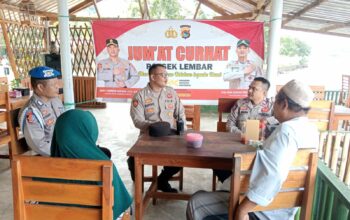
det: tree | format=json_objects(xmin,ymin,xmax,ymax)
[
  {"xmin": 280, "ymin": 37, "xmax": 311, "ymax": 65},
  {"xmin": 129, "ymin": 0, "xmax": 183, "ymax": 19}
]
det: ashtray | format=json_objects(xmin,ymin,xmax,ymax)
[{"xmin": 186, "ymin": 133, "xmax": 203, "ymax": 148}]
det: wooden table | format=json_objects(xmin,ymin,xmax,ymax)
[
  {"xmin": 127, "ymin": 131, "xmax": 255, "ymax": 220},
  {"xmin": 332, "ymin": 105, "xmax": 350, "ymax": 130}
]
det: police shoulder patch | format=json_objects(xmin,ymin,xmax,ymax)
[
  {"xmin": 133, "ymin": 99, "xmax": 138, "ymax": 107},
  {"xmin": 26, "ymin": 111, "xmax": 34, "ymax": 123}
]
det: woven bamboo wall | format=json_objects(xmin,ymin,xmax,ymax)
[
  {"xmin": 49, "ymin": 22, "xmax": 96, "ymax": 77},
  {"xmin": 0, "ymin": 7, "xmax": 46, "ymax": 79}
]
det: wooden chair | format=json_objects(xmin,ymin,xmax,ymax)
[
  {"xmin": 142, "ymin": 105, "xmax": 201, "ymax": 198},
  {"xmin": 307, "ymin": 100, "xmax": 335, "ymax": 131},
  {"xmin": 229, "ymin": 149, "xmax": 318, "ymax": 220},
  {"xmin": 0, "ymin": 76, "xmax": 9, "ymax": 92},
  {"xmin": 0, "ymin": 92, "xmax": 11, "ymax": 159},
  {"xmin": 11, "ymin": 155, "xmax": 130, "ymax": 220},
  {"xmin": 217, "ymin": 98, "xmax": 239, "ymax": 132},
  {"xmin": 184, "ymin": 105, "xmax": 201, "ymax": 131}
]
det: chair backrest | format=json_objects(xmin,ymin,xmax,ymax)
[
  {"xmin": 307, "ymin": 100, "xmax": 334, "ymax": 131},
  {"xmin": 184, "ymin": 105, "xmax": 201, "ymax": 131},
  {"xmin": 217, "ymin": 98, "xmax": 238, "ymax": 132},
  {"xmin": 0, "ymin": 92, "xmax": 11, "ymax": 151},
  {"xmin": 0, "ymin": 77, "xmax": 8, "ymax": 92},
  {"xmin": 12, "ymin": 155, "xmax": 114, "ymax": 220},
  {"xmin": 276, "ymin": 85, "xmax": 325, "ymax": 101},
  {"xmin": 229, "ymin": 149, "xmax": 318, "ymax": 220}
]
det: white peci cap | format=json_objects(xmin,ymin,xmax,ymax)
[{"xmin": 281, "ymin": 79, "xmax": 314, "ymax": 108}]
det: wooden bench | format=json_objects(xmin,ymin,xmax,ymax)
[
  {"xmin": 228, "ymin": 150, "xmax": 318, "ymax": 220},
  {"xmin": 12, "ymin": 155, "xmax": 129, "ymax": 220}
]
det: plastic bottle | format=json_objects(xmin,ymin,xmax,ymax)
[
  {"xmin": 176, "ymin": 118, "xmax": 184, "ymax": 135},
  {"xmin": 241, "ymin": 121, "xmax": 247, "ymax": 144}
]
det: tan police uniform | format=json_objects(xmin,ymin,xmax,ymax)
[
  {"xmin": 223, "ymin": 60, "xmax": 263, "ymax": 89},
  {"xmin": 130, "ymin": 83, "xmax": 186, "ymax": 134},
  {"xmin": 97, "ymin": 57, "xmax": 139, "ymax": 88},
  {"xmin": 18, "ymin": 94, "xmax": 64, "ymax": 156},
  {"xmin": 226, "ymin": 97, "xmax": 275, "ymax": 136}
]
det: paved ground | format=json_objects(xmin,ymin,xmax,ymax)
[{"xmin": 0, "ymin": 102, "xmax": 219, "ymax": 220}]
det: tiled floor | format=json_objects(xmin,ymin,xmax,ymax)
[{"xmin": 0, "ymin": 103, "xmax": 218, "ymax": 220}]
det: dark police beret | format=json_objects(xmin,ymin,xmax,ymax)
[
  {"xmin": 29, "ymin": 66, "xmax": 61, "ymax": 79},
  {"xmin": 106, "ymin": 38, "xmax": 118, "ymax": 47},
  {"xmin": 237, "ymin": 39, "xmax": 250, "ymax": 47},
  {"xmin": 149, "ymin": 122, "xmax": 171, "ymax": 137}
]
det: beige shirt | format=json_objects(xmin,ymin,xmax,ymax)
[
  {"xmin": 223, "ymin": 60, "xmax": 263, "ymax": 89},
  {"xmin": 226, "ymin": 97, "xmax": 275, "ymax": 136},
  {"xmin": 97, "ymin": 57, "xmax": 139, "ymax": 88},
  {"xmin": 130, "ymin": 84, "xmax": 186, "ymax": 134},
  {"xmin": 18, "ymin": 94, "xmax": 65, "ymax": 156}
]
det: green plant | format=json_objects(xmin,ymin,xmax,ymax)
[{"xmin": 11, "ymin": 78, "xmax": 21, "ymax": 89}]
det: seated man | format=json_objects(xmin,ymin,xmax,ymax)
[
  {"xmin": 187, "ymin": 79, "xmax": 319, "ymax": 220},
  {"xmin": 226, "ymin": 77, "xmax": 275, "ymax": 136},
  {"xmin": 129, "ymin": 63, "xmax": 187, "ymax": 193},
  {"xmin": 214, "ymin": 77, "xmax": 277, "ymax": 183},
  {"xmin": 18, "ymin": 66, "xmax": 64, "ymax": 156}
]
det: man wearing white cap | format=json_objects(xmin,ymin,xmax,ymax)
[{"xmin": 186, "ymin": 79, "xmax": 319, "ymax": 220}]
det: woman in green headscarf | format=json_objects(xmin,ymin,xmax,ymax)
[{"xmin": 51, "ymin": 109, "xmax": 132, "ymax": 219}]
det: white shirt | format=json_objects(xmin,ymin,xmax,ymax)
[{"xmin": 248, "ymin": 116, "xmax": 319, "ymax": 220}]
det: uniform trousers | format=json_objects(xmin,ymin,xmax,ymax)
[{"xmin": 186, "ymin": 191, "xmax": 260, "ymax": 220}]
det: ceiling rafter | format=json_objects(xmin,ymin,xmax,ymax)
[
  {"xmin": 69, "ymin": 0, "xmax": 94, "ymax": 15},
  {"xmin": 282, "ymin": 0, "xmax": 326, "ymax": 26},
  {"xmin": 198, "ymin": 0, "xmax": 231, "ymax": 16},
  {"xmin": 214, "ymin": 12, "xmax": 254, "ymax": 20},
  {"xmin": 319, "ymin": 21, "xmax": 350, "ymax": 32}
]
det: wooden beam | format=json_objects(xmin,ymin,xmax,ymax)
[
  {"xmin": 35, "ymin": 10, "xmax": 57, "ymax": 19},
  {"xmin": 92, "ymin": 0, "xmax": 101, "ymax": 19},
  {"xmin": 214, "ymin": 12, "xmax": 254, "ymax": 20},
  {"xmin": 193, "ymin": 2, "xmax": 201, "ymax": 19},
  {"xmin": 198, "ymin": 0, "xmax": 231, "ymax": 16},
  {"xmin": 283, "ymin": 0, "xmax": 326, "ymax": 26},
  {"xmin": 319, "ymin": 22, "xmax": 350, "ymax": 32},
  {"xmin": 242, "ymin": 0, "xmax": 257, "ymax": 7},
  {"xmin": 69, "ymin": 0, "xmax": 94, "ymax": 15}
]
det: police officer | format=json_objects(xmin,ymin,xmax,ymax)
[
  {"xmin": 223, "ymin": 39, "xmax": 263, "ymax": 89},
  {"xmin": 226, "ymin": 77, "xmax": 276, "ymax": 136},
  {"xmin": 18, "ymin": 66, "xmax": 64, "ymax": 156},
  {"xmin": 97, "ymin": 39, "xmax": 140, "ymax": 88},
  {"xmin": 129, "ymin": 63, "xmax": 186, "ymax": 193},
  {"xmin": 214, "ymin": 77, "xmax": 277, "ymax": 183}
]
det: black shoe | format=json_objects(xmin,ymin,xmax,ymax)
[{"xmin": 157, "ymin": 181, "xmax": 178, "ymax": 193}]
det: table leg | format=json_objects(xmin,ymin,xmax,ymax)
[{"xmin": 135, "ymin": 157, "xmax": 142, "ymax": 220}]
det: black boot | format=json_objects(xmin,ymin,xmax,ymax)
[{"xmin": 157, "ymin": 166, "xmax": 181, "ymax": 193}]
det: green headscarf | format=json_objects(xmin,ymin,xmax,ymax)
[{"xmin": 51, "ymin": 109, "xmax": 132, "ymax": 219}]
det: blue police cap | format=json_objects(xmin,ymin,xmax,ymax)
[
  {"xmin": 29, "ymin": 66, "xmax": 61, "ymax": 79},
  {"xmin": 237, "ymin": 39, "xmax": 250, "ymax": 47}
]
